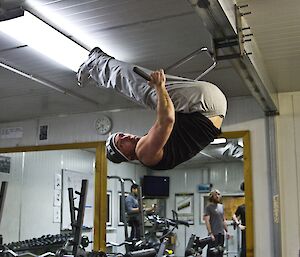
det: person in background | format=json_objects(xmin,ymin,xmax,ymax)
[
  {"xmin": 203, "ymin": 189, "xmax": 229, "ymax": 257},
  {"xmin": 125, "ymin": 184, "xmax": 155, "ymax": 240},
  {"xmin": 232, "ymin": 182, "xmax": 246, "ymax": 257}
]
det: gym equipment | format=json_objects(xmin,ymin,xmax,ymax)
[
  {"xmin": 184, "ymin": 234, "xmax": 225, "ymax": 257},
  {"xmin": 109, "ymin": 210, "xmax": 189, "ymax": 256},
  {"xmin": 3, "ymin": 234, "xmax": 72, "ymax": 255},
  {"xmin": 107, "ymin": 175, "xmax": 145, "ymax": 253},
  {"xmin": 141, "ymin": 211, "xmax": 189, "ymax": 252},
  {"xmin": 55, "ymin": 179, "xmax": 92, "ymax": 257},
  {"xmin": 133, "ymin": 67, "xmax": 151, "ymax": 81},
  {"xmin": 106, "ymin": 237, "xmax": 168, "ymax": 257},
  {"xmin": 133, "ymin": 45, "xmax": 217, "ymax": 83},
  {"xmin": 0, "ymin": 181, "xmax": 8, "ymax": 227},
  {"xmin": 1, "ymin": 179, "xmax": 92, "ymax": 257},
  {"xmin": 0, "ymin": 181, "xmax": 8, "ymax": 253}
]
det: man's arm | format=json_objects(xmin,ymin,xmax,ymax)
[
  {"xmin": 136, "ymin": 69, "xmax": 175, "ymax": 166},
  {"xmin": 223, "ymin": 212, "xmax": 231, "ymax": 239},
  {"xmin": 203, "ymin": 215, "xmax": 215, "ymax": 241}
]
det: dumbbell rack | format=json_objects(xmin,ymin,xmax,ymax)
[
  {"xmin": 0, "ymin": 181, "xmax": 8, "ymax": 251},
  {"xmin": 0, "ymin": 179, "xmax": 89, "ymax": 257},
  {"xmin": 67, "ymin": 179, "xmax": 89, "ymax": 257}
]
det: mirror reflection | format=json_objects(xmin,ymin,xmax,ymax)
[
  {"xmin": 0, "ymin": 148, "xmax": 96, "ymax": 254},
  {"xmin": 0, "ymin": 134, "xmax": 249, "ymax": 257},
  {"xmin": 107, "ymin": 136, "xmax": 247, "ymax": 257}
]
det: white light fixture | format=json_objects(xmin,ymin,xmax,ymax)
[
  {"xmin": 210, "ymin": 138, "xmax": 227, "ymax": 145},
  {"xmin": 0, "ymin": 11, "xmax": 89, "ymax": 71}
]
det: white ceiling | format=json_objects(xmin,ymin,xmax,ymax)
[
  {"xmin": 0, "ymin": 0, "xmax": 299, "ymax": 123},
  {"xmin": 3, "ymin": 0, "xmax": 289, "ymax": 165},
  {"xmin": 237, "ymin": 0, "xmax": 300, "ymax": 93},
  {"xmin": 0, "ymin": 0, "xmax": 251, "ymax": 123}
]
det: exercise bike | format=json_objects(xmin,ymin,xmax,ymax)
[
  {"xmin": 107, "ymin": 211, "xmax": 188, "ymax": 257},
  {"xmin": 184, "ymin": 234, "xmax": 224, "ymax": 257}
]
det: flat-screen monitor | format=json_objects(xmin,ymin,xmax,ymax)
[{"xmin": 142, "ymin": 175, "xmax": 170, "ymax": 198}]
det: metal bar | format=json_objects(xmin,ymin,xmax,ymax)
[
  {"xmin": 266, "ymin": 116, "xmax": 281, "ymax": 257},
  {"xmin": 214, "ymin": 40, "xmax": 239, "ymax": 48},
  {"xmin": 68, "ymin": 188, "xmax": 76, "ymax": 235},
  {"xmin": 137, "ymin": 184, "xmax": 145, "ymax": 240},
  {"xmin": 0, "ymin": 60, "xmax": 99, "ymax": 106},
  {"xmin": 164, "ymin": 48, "xmax": 205, "ymax": 72},
  {"xmin": 0, "ymin": 181, "xmax": 8, "ymax": 225},
  {"xmin": 72, "ymin": 179, "xmax": 88, "ymax": 257},
  {"xmin": 123, "ymin": 178, "xmax": 136, "ymax": 184},
  {"xmin": 216, "ymin": 53, "xmax": 241, "ymax": 61},
  {"xmin": 188, "ymin": 0, "xmax": 278, "ymax": 114},
  {"xmin": 165, "ymin": 47, "xmax": 217, "ymax": 79},
  {"xmin": 119, "ymin": 178, "xmax": 130, "ymax": 246},
  {"xmin": 195, "ymin": 49, "xmax": 217, "ymax": 80},
  {"xmin": 107, "ymin": 175, "xmax": 129, "ymax": 249}
]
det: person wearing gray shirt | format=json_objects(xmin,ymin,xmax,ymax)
[{"xmin": 203, "ymin": 189, "xmax": 229, "ymax": 257}]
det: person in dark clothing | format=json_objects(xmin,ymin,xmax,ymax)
[
  {"xmin": 125, "ymin": 184, "xmax": 141, "ymax": 240},
  {"xmin": 77, "ymin": 47, "xmax": 227, "ymax": 170},
  {"xmin": 232, "ymin": 182, "xmax": 246, "ymax": 257},
  {"xmin": 125, "ymin": 184, "xmax": 155, "ymax": 240}
]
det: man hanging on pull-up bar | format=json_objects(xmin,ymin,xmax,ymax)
[{"xmin": 77, "ymin": 47, "xmax": 227, "ymax": 170}]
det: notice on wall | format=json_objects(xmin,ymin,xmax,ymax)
[
  {"xmin": 0, "ymin": 127, "xmax": 23, "ymax": 139},
  {"xmin": 0, "ymin": 156, "xmax": 11, "ymax": 173},
  {"xmin": 53, "ymin": 206, "xmax": 61, "ymax": 223},
  {"xmin": 273, "ymin": 194, "xmax": 280, "ymax": 223}
]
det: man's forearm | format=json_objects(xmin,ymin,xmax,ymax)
[
  {"xmin": 155, "ymin": 85, "xmax": 175, "ymax": 125},
  {"xmin": 204, "ymin": 218, "xmax": 212, "ymax": 234},
  {"xmin": 224, "ymin": 221, "xmax": 228, "ymax": 233}
]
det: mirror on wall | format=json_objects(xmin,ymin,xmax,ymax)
[
  {"xmin": 0, "ymin": 147, "xmax": 98, "ymax": 254},
  {"xmin": 0, "ymin": 131, "xmax": 252, "ymax": 257},
  {"xmin": 106, "ymin": 131, "xmax": 252, "ymax": 257}
]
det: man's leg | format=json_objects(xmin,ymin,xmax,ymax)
[
  {"xmin": 207, "ymin": 235, "xmax": 218, "ymax": 257},
  {"xmin": 77, "ymin": 49, "xmax": 226, "ymax": 116},
  {"xmin": 216, "ymin": 234, "xmax": 225, "ymax": 257},
  {"xmin": 240, "ymin": 232, "xmax": 246, "ymax": 257},
  {"xmin": 77, "ymin": 49, "xmax": 158, "ymax": 110}
]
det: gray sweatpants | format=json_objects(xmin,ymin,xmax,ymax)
[{"xmin": 81, "ymin": 52, "xmax": 227, "ymax": 118}]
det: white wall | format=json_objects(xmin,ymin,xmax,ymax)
[
  {"xmin": 277, "ymin": 92, "xmax": 300, "ymax": 257},
  {"xmin": 0, "ymin": 110, "xmax": 155, "ymax": 148},
  {"xmin": 154, "ymin": 161, "xmax": 244, "ymax": 257},
  {"xmin": 0, "ymin": 149, "xmax": 95, "ymax": 245},
  {"xmin": 0, "ymin": 153, "xmax": 23, "ymax": 243},
  {"xmin": 223, "ymin": 96, "xmax": 272, "ymax": 257},
  {"xmin": 0, "ymin": 96, "xmax": 272, "ymax": 257}
]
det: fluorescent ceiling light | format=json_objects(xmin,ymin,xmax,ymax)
[
  {"xmin": 0, "ymin": 11, "xmax": 89, "ymax": 71},
  {"xmin": 211, "ymin": 138, "xmax": 227, "ymax": 145}
]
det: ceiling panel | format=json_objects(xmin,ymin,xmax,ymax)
[
  {"xmin": 2, "ymin": 0, "xmax": 286, "ymax": 123},
  {"xmin": 237, "ymin": 0, "xmax": 300, "ymax": 93}
]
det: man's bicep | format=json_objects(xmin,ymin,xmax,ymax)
[
  {"xmin": 138, "ymin": 122, "xmax": 173, "ymax": 157},
  {"xmin": 203, "ymin": 214, "xmax": 210, "ymax": 223}
]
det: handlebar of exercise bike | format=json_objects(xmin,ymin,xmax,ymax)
[
  {"xmin": 185, "ymin": 234, "xmax": 212, "ymax": 257},
  {"xmin": 184, "ymin": 234, "xmax": 224, "ymax": 257},
  {"xmin": 146, "ymin": 214, "xmax": 190, "ymax": 228},
  {"xmin": 106, "ymin": 241, "xmax": 160, "ymax": 257}
]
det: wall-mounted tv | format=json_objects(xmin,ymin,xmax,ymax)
[{"xmin": 142, "ymin": 175, "xmax": 170, "ymax": 198}]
